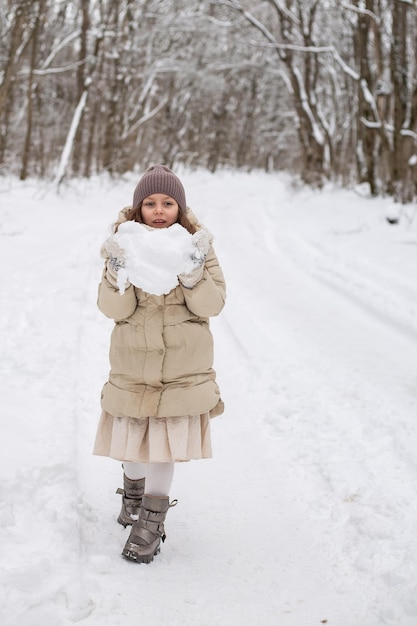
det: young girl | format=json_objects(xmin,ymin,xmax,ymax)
[{"xmin": 93, "ymin": 165, "xmax": 226, "ymax": 563}]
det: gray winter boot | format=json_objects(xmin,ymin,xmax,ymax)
[
  {"xmin": 116, "ymin": 475, "xmax": 146, "ymax": 527},
  {"xmin": 121, "ymin": 494, "xmax": 177, "ymax": 563}
]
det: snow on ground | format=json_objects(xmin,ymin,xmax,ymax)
[{"xmin": 0, "ymin": 170, "xmax": 416, "ymax": 626}]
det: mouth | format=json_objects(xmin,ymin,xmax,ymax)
[{"xmin": 153, "ymin": 219, "xmax": 166, "ymax": 225}]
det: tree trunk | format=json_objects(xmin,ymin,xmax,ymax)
[
  {"xmin": 354, "ymin": 0, "xmax": 377, "ymax": 195},
  {"xmin": 0, "ymin": 2, "xmax": 32, "ymax": 120},
  {"xmin": 390, "ymin": 1, "xmax": 410, "ymax": 202},
  {"xmin": 72, "ymin": 0, "xmax": 90, "ymax": 175},
  {"xmin": 20, "ymin": 1, "xmax": 44, "ymax": 180}
]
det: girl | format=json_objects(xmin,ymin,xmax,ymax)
[{"xmin": 93, "ymin": 165, "xmax": 226, "ymax": 563}]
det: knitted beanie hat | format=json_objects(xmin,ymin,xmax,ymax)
[{"xmin": 132, "ymin": 165, "xmax": 186, "ymax": 211}]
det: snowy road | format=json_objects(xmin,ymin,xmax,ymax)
[{"xmin": 1, "ymin": 172, "xmax": 416, "ymax": 625}]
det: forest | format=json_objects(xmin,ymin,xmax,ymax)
[{"xmin": 1, "ymin": 0, "xmax": 417, "ymax": 202}]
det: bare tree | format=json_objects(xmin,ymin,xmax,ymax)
[
  {"xmin": 2, "ymin": 0, "xmax": 417, "ymax": 203},
  {"xmin": 20, "ymin": 0, "xmax": 46, "ymax": 180},
  {"xmin": 389, "ymin": 0, "xmax": 417, "ymax": 202}
]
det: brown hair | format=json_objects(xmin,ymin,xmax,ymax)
[{"xmin": 113, "ymin": 204, "xmax": 197, "ymax": 234}]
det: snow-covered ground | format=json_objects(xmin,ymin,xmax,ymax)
[{"xmin": 1, "ymin": 170, "xmax": 416, "ymax": 626}]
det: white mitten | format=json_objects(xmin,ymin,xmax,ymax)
[
  {"xmin": 103, "ymin": 237, "xmax": 126, "ymax": 262},
  {"xmin": 102, "ymin": 237, "xmax": 130, "ymax": 292},
  {"xmin": 105, "ymin": 255, "xmax": 130, "ymax": 292},
  {"xmin": 178, "ymin": 228, "xmax": 210, "ymax": 289},
  {"xmin": 191, "ymin": 229, "xmax": 210, "ymax": 264},
  {"xmin": 178, "ymin": 264, "xmax": 204, "ymax": 289}
]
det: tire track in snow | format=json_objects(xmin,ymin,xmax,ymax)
[
  {"xmin": 256, "ymin": 216, "xmax": 417, "ymax": 625},
  {"xmin": 276, "ymin": 229, "xmax": 417, "ymax": 341}
]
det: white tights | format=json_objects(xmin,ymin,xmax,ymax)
[{"xmin": 123, "ymin": 461, "xmax": 175, "ymax": 497}]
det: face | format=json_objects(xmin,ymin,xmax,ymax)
[{"xmin": 140, "ymin": 194, "xmax": 179, "ymax": 228}]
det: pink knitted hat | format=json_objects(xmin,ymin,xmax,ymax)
[{"xmin": 132, "ymin": 165, "xmax": 186, "ymax": 211}]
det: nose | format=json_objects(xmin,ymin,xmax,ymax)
[{"xmin": 154, "ymin": 202, "xmax": 164, "ymax": 213}]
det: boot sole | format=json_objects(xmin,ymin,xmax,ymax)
[{"xmin": 121, "ymin": 546, "xmax": 160, "ymax": 564}]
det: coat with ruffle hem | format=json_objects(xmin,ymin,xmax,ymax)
[{"xmin": 98, "ymin": 208, "xmax": 226, "ymax": 420}]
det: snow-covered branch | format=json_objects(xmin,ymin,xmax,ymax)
[
  {"xmin": 121, "ymin": 98, "xmax": 169, "ymax": 141},
  {"xmin": 293, "ymin": 66, "xmax": 324, "ymax": 146},
  {"xmin": 401, "ymin": 128, "xmax": 417, "ymax": 141},
  {"xmin": 359, "ymin": 118, "xmax": 396, "ymax": 137},
  {"xmin": 244, "ymin": 39, "xmax": 334, "ymax": 54},
  {"xmin": 18, "ymin": 59, "xmax": 88, "ymax": 76},
  {"xmin": 40, "ymin": 31, "xmax": 81, "ymax": 70},
  {"xmin": 341, "ymin": 2, "xmax": 379, "ymax": 21},
  {"xmin": 217, "ymin": 0, "xmax": 283, "ymax": 52},
  {"xmin": 332, "ymin": 50, "xmax": 359, "ymax": 81},
  {"xmin": 207, "ymin": 60, "xmax": 266, "ymax": 72},
  {"xmin": 267, "ymin": 0, "xmax": 301, "ymax": 26},
  {"xmin": 54, "ymin": 89, "xmax": 89, "ymax": 187},
  {"xmin": 360, "ymin": 117, "xmax": 381, "ymax": 129},
  {"xmin": 265, "ymin": 66, "xmax": 294, "ymax": 93},
  {"xmin": 360, "ymin": 79, "xmax": 381, "ymax": 122}
]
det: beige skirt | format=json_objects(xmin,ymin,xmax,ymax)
[{"xmin": 93, "ymin": 410, "xmax": 212, "ymax": 463}]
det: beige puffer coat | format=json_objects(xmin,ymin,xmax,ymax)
[{"xmin": 98, "ymin": 208, "xmax": 226, "ymax": 419}]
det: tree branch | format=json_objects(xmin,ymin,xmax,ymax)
[{"xmin": 121, "ymin": 98, "xmax": 169, "ymax": 141}]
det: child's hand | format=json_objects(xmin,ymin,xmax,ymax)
[
  {"xmin": 190, "ymin": 229, "xmax": 210, "ymax": 265},
  {"xmin": 108, "ymin": 254, "xmax": 125, "ymax": 272},
  {"xmin": 178, "ymin": 264, "xmax": 204, "ymax": 289},
  {"xmin": 179, "ymin": 228, "xmax": 211, "ymax": 289},
  {"xmin": 103, "ymin": 237, "xmax": 126, "ymax": 263},
  {"xmin": 106, "ymin": 256, "xmax": 130, "ymax": 292}
]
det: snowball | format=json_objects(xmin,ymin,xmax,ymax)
[{"xmin": 112, "ymin": 222, "xmax": 198, "ymax": 296}]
